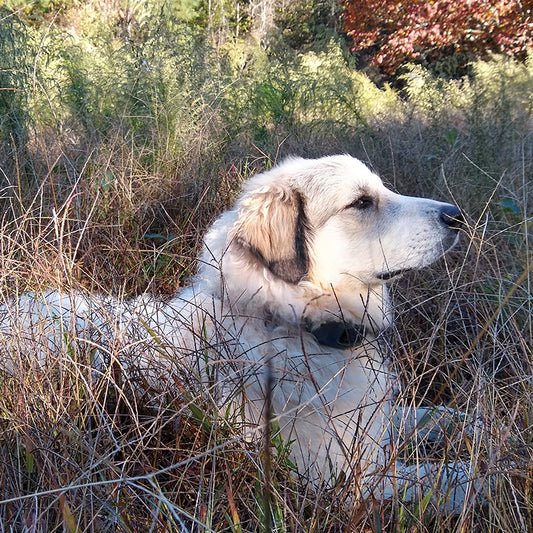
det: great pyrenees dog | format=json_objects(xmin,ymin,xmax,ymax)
[{"xmin": 0, "ymin": 155, "xmax": 476, "ymax": 510}]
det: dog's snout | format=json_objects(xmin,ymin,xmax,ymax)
[{"xmin": 440, "ymin": 204, "xmax": 464, "ymax": 229}]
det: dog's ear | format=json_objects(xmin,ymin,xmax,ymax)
[{"xmin": 232, "ymin": 185, "xmax": 310, "ymax": 283}]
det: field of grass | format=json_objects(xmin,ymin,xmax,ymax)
[{"xmin": 0, "ymin": 2, "xmax": 532, "ymax": 531}]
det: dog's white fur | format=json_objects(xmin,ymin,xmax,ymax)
[{"xmin": 0, "ymin": 155, "xmax": 474, "ymax": 507}]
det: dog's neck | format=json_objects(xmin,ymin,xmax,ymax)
[
  {"xmin": 199, "ymin": 227, "xmax": 394, "ymax": 335},
  {"xmin": 206, "ymin": 263, "xmax": 393, "ymax": 337},
  {"xmin": 306, "ymin": 320, "xmax": 367, "ymax": 349}
]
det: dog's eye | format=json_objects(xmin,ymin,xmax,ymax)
[{"xmin": 347, "ymin": 196, "xmax": 374, "ymax": 210}]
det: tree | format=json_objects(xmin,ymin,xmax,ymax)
[{"xmin": 341, "ymin": 0, "xmax": 533, "ymax": 73}]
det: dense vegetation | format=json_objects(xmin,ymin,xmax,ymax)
[
  {"xmin": 342, "ymin": 0, "xmax": 532, "ymax": 73},
  {"xmin": 0, "ymin": 1, "xmax": 531, "ymax": 531}
]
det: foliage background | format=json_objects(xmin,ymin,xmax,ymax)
[
  {"xmin": 0, "ymin": 0, "xmax": 531, "ymax": 531},
  {"xmin": 342, "ymin": 0, "xmax": 532, "ymax": 74}
]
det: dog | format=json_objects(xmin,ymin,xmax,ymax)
[{"xmin": 0, "ymin": 155, "xmax": 476, "ymax": 509}]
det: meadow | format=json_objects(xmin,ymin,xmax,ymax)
[{"xmin": 0, "ymin": 2, "xmax": 532, "ymax": 531}]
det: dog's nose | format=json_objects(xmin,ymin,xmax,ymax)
[{"xmin": 440, "ymin": 204, "xmax": 464, "ymax": 229}]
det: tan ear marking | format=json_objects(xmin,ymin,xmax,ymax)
[{"xmin": 233, "ymin": 186, "xmax": 309, "ymax": 283}]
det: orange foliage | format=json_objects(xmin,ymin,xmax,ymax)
[{"xmin": 341, "ymin": 0, "xmax": 533, "ymax": 72}]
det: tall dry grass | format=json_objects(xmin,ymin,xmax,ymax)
[{"xmin": 1, "ymin": 149, "xmax": 531, "ymax": 532}]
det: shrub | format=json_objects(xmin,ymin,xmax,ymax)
[{"xmin": 341, "ymin": 0, "xmax": 533, "ymax": 74}]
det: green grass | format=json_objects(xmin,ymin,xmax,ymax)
[{"xmin": 0, "ymin": 2, "xmax": 532, "ymax": 531}]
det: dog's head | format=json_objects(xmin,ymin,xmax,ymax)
[
  {"xmin": 226, "ymin": 155, "xmax": 463, "ymax": 287},
  {"xmin": 200, "ymin": 155, "xmax": 463, "ymax": 328}
]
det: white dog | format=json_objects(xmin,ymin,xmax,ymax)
[{"xmin": 0, "ymin": 155, "xmax": 474, "ymax": 509}]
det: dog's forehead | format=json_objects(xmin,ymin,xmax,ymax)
[
  {"xmin": 243, "ymin": 156, "xmax": 384, "ymax": 206},
  {"xmin": 303, "ymin": 157, "xmax": 384, "ymax": 202}
]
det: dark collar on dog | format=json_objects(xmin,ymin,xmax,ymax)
[{"xmin": 308, "ymin": 321, "xmax": 366, "ymax": 350}]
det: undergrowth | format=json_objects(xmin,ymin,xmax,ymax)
[{"xmin": 0, "ymin": 2, "xmax": 531, "ymax": 531}]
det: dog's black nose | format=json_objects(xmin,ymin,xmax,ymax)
[{"xmin": 440, "ymin": 204, "xmax": 464, "ymax": 229}]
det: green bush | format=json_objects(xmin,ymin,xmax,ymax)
[{"xmin": 0, "ymin": 9, "xmax": 32, "ymax": 151}]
